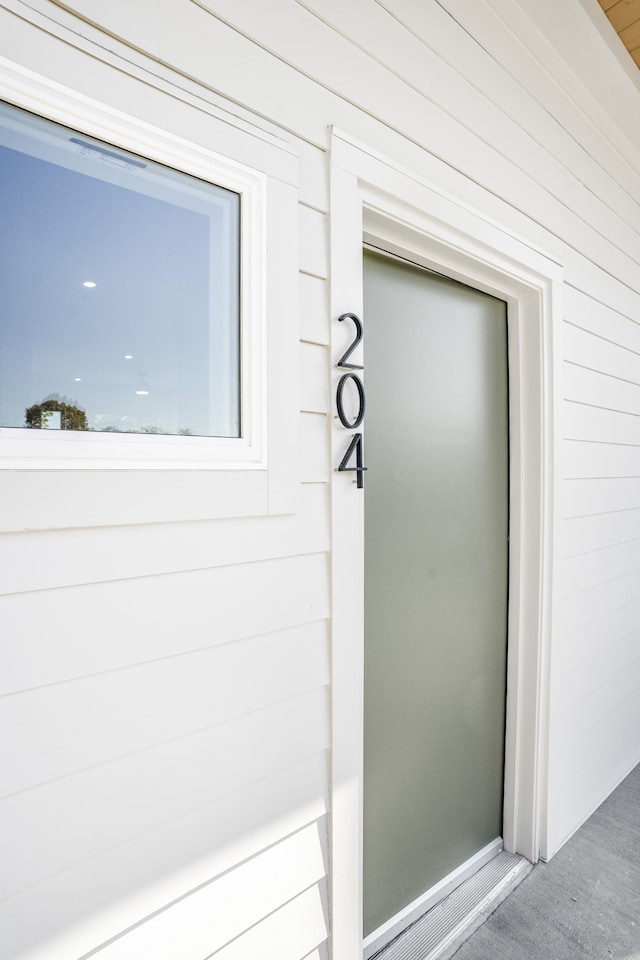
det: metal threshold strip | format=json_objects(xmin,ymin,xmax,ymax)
[{"xmin": 370, "ymin": 850, "xmax": 531, "ymax": 960}]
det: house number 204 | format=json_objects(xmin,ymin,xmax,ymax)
[{"xmin": 336, "ymin": 312, "xmax": 367, "ymax": 489}]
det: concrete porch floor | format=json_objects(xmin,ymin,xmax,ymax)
[{"xmin": 451, "ymin": 762, "xmax": 640, "ymax": 959}]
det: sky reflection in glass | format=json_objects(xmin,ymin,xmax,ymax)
[{"xmin": 0, "ymin": 102, "xmax": 240, "ymax": 438}]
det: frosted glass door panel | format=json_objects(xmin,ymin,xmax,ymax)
[{"xmin": 363, "ymin": 250, "xmax": 509, "ymax": 937}]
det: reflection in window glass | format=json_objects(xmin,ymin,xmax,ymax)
[{"xmin": 0, "ymin": 101, "xmax": 240, "ymax": 438}]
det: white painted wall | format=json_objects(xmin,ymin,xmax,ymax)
[{"xmin": 1, "ymin": 0, "xmax": 639, "ymax": 957}]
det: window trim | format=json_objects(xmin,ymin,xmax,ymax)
[{"xmin": 0, "ymin": 62, "xmax": 267, "ymax": 470}]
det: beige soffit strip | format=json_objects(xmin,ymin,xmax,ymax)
[{"xmin": 598, "ymin": 0, "xmax": 640, "ymax": 68}]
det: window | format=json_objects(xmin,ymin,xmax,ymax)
[
  {"xmin": 0, "ymin": 100, "xmax": 241, "ymax": 441},
  {"xmin": 0, "ymin": 61, "xmax": 298, "ymax": 516},
  {"xmin": 0, "ymin": 58, "xmax": 295, "ymax": 520}
]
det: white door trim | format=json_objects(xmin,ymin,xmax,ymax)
[{"xmin": 329, "ymin": 127, "xmax": 562, "ymax": 960}]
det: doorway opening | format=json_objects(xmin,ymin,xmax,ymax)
[{"xmin": 327, "ymin": 133, "xmax": 558, "ymax": 960}]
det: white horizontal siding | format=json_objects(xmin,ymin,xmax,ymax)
[
  {"xmin": 177, "ymin": 0, "xmax": 640, "ymax": 295},
  {"xmin": 549, "ymin": 684, "xmax": 640, "ymax": 847},
  {"xmin": 554, "ymin": 616, "xmax": 640, "ymax": 720},
  {"xmin": 0, "ymin": 482, "xmax": 329, "ymax": 597},
  {"xmin": 1, "ymin": 620, "xmax": 329, "ymax": 795},
  {"xmin": 297, "ymin": 0, "xmax": 640, "ymax": 268},
  {"xmin": 299, "ymin": 204, "xmax": 328, "ymax": 279},
  {"xmin": 560, "ymin": 284, "xmax": 640, "ymax": 784},
  {"xmin": 564, "ymin": 323, "xmax": 640, "ymax": 385},
  {"xmin": 442, "ymin": 0, "xmax": 640, "ymax": 192},
  {"xmin": 31, "ymin": 0, "xmax": 640, "ymax": 223},
  {"xmin": 561, "ymin": 539, "xmax": 640, "ymax": 598},
  {"xmin": 76, "ymin": 822, "xmax": 328, "ymax": 960},
  {"xmin": 563, "ymin": 440, "xmax": 640, "ymax": 479},
  {"xmin": 2, "ymin": 552, "xmax": 330, "ymax": 692},
  {"xmin": 557, "ymin": 566, "xmax": 640, "ymax": 638},
  {"xmin": 298, "ymin": 141, "xmax": 329, "ymax": 212},
  {"xmin": 507, "ymin": 0, "xmax": 640, "ymax": 155},
  {"xmin": 301, "ymin": 342, "xmax": 330, "ymax": 414},
  {"xmin": 564, "ymin": 402, "xmax": 640, "ymax": 446},
  {"xmin": 303, "ymin": 947, "xmax": 329, "ymax": 960},
  {"xmin": 0, "ymin": 755, "xmax": 328, "ymax": 960},
  {"xmin": 301, "ymin": 413, "xmax": 331, "ymax": 483},
  {"xmin": 300, "ymin": 273, "xmax": 330, "ymax": 346},
  {"xmin": 564, "ymin": 365, "xmax": 640, "ymax": 419},
  {"xmin": 564, "ymin": 286, "xmax": 640, "ymax": 355},
  {"xmin": 0, "ymin": 468, "xmax": 268, "ymax": 531},
  {"xmin": 398, "ymin": 0, "xmax": 640, "ymax": 211},
  {"xmin": 1, "ymin": 687, "xmax": 329, "ymax": 898},
  {"xmin": 554, "ymin": 663, "xmax": 640, "ymax": 760},
  {"xmin": 561, "ymin": 478, "xmax": 640, "ymax": 517},
  {"xmin": 211, "ymin": 883, "xmax": 328, "ymax": 960},
  {"xmin": 556, "ymin": 629, "xmax": 640, "ymax": 714},
  {"xmin": 560, "ymin": 509, "xmax": 640, "ymax": 556}
]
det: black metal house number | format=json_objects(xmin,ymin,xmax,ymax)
[{"xmin": 336, "ymin": 313, "xmax": 367, "ymax": 488}]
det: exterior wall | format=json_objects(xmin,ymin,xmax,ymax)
[{"xmin": 1, "ymin": 1, "xmax": 640, "ymax": 958}]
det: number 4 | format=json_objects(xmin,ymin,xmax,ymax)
[{"xmin": 338, "ymin": 432, "xmax": 367, "ymax": 489}]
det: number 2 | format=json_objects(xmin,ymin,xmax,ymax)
[{"xmin": 337, "ymin": 313, "xmax": 363, "ymax": 369}]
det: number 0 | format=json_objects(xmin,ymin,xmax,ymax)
[{"xmin": 336, "ymin": 373, "xmax": 365, "ymax": 429}]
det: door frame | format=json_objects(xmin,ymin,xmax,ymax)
[{"xmin": 329, "ymin": 127, "xmax": 562, "ymax": 960}]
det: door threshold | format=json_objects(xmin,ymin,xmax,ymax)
[
  {"xmin": 367, "ymin": 850, "xmax": 531, "ymax": 960},
  {"xmin": 364, "ymin": 839, "xmax": 503, "ymax": 959}
]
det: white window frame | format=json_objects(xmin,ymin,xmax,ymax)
[
  {"xmin": 0, "ymin": 61, "xmax": 267, "ymax": 471},
  {"xmin": 329, "ymin": 127, "xmax": 563, "ymax": 960}
]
